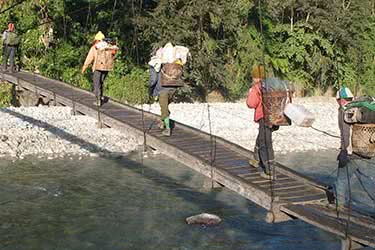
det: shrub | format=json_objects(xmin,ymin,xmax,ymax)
[
  {"xmin": 105, "ymin": 67, "xmax": 149, "ymax": 104},
  {"xmin": 0, "ymin": 82, "xmax": 13, "ymax": 107}
]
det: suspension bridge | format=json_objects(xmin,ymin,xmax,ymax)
[{"xmin": 1, "ymin": 70, "xmax": 374, "ymax": 250}]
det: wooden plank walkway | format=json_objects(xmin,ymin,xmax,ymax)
[{"xmin": 1, "ymin": 71, "xmax": 374, "ymax": 248}]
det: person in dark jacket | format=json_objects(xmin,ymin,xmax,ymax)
[
  {"xmin": 336, "ymin": 87, "xmax": 354, "ymax": 168},
  {"xmin": 246, "ymin": 65, "xmax": 276, "ymax": 176},
  {"xmin": 2, "ymin": 23, "xmax": 19, "ymax": 73},
  {"xmin": 149, "ymin": 59, "xmax": 183, "ymax": 137}
]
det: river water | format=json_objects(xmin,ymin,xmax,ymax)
[{"xmin": 1, "ymin": 150, "xmax": 373, "ymax": 250}]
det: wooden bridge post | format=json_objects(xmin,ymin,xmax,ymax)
[
  {"xmin": 71, "ymin": 101, "xmax": 76, "ymax": 116},
  {"xmin": 202, "ymin": 177, "xmax": 224, "ymax": 190},
  {"xmin": 265, "ymin": 197, "xmax": 292, "ymax": 223},
  {"xmin": 53, "ymin": 92, "xmax": 57, "ymax": 106},
  {"xmin": 341, "ymin": 238, "xmax": 364, "ymax": 250}
]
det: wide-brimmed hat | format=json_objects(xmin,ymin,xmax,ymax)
[{"xmin": 251, "ymin": 65, "xmax": 266, "ymax": 79}]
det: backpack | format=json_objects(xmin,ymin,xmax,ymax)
[
  {"xmin": 160, "ymin": 63, "xmax": 184, "ymax": 87},
  {"xmin": 5, "ymin": 31, "xmax": 19, "ymax": 46},
  {"xmin": 94, "ymin": 48, "xmax": 115, "ymax": 71}
]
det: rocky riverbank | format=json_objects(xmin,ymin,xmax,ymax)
[
  {"xmin": 0, "ymin": 97, "xmax": 341, "ymax": 159},
  {"xmin": 0, "ymin": 106, "xmax": 140, "ymax": 159},
  {"xmin": 142, "ymin": 97, "xmax": 341, "ymax": 154}
]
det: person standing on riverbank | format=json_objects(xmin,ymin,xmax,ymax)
[
  {"xmin": 2, "ymin": 22, "xmax": 19, "ymax": 73},
  {"xmin": 336, "ymin": 86, "xmax": 354, "ymax": 168},
  {"xmin": 246, "ymin": 65, "xmax": 276, "ymax": 176},
  {"xmin": 81, "ymin": 31, "xmax": 118, "ymax": 106}
]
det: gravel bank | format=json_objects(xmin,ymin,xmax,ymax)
[
  {"xmin": 141, "ymin": 97, "xmax": 341, "ymax": 154},
  {"xmin": 0, "ymin": 97, "xmax": 340, "ymax": 159},
  {"xmin": 0, "ymin": 107, "xmax": 140, "ymax": 159}
]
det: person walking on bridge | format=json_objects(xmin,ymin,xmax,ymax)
[
  {"xmin": 247, "ymin": 65, "xmax": 276, "ymax": 176},
  {"xmin": 2, "ymin": 22, "xmax": 19, "ymax": 73},
  {"xmin": 81, "ymin": 31, "xmax": 118, "ymax": 106}
]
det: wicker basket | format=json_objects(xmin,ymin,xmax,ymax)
[
  {"xmin": 262, "ymin": 90, "xmax": 292, "ymax": 127},
  {"xmin": 352, "ymin": 123, "xmax": 375, "ymax": 158},
  {"xmin": 160, "ymin": 63, "xmax": 184, "ymax": 87}
]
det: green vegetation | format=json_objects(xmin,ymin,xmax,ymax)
[
  {"xmin": 0, "ymin": 82, "xmax": 13, "ymax": 107},
  {"xmin": 0, "ymin": 0, "xmax": 374, "ymax": 104}
]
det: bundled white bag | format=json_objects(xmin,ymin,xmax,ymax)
[
  {"xmin": 174, "ymin": 45, "xmax": 190, "ymax": 65},
  {"xmin": 284, "ymin": 103, "xmax": 315, "ymax": 127},
  {"xmin": 161, "ymin": 42, "xmax": 176, "ymax": 63}
]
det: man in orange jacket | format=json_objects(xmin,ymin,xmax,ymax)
[{"xmin": 247, "ymin": 65, "xmax": 276, "ymax": 176}]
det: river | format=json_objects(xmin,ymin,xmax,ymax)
[{"xmin": 2, "ymin": 150, "xmax": 373, "ymax": 250}]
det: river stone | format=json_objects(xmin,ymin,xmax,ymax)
[
  {"xmin": 0, "ymin": 135, "xmax": 8, "ymax": 142},
  {"xmin": 185, "ymin": 213, "xmax": 222, "ymax": 225}
]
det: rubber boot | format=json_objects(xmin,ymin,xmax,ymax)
[
  {"xmin": 158, "ymin": 119, "xmax": 165, "ymax": 130},
  {"xmin": 162, "ymin": 117, "xmax": 171, "ymax": 136}
]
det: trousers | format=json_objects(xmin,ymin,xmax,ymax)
[
  {"xmin": 93, "ymin": 70, "xmax": 108, "ymax": 99},
  {"xmin": 3, "ymin": 46, "xmax": 16, "ymax": 71},
  {"xmin": 254, "ymin": 118, "xmax": 275, "ymax": 169},
  {"xmin": 159, "ymin": 89, "xmax": 176, "ymax": 120}
]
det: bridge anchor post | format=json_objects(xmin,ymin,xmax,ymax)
[
  {"xmin": 341, "ymin": 238, "xmax": 364, "ymax": 250},
  {"xmin": 203, "ymin": 178, "xmax": 224, "ymax": 190},
  {"xmin": 265, "ymin": 198, "xmax": 291, "ymax": 223}
]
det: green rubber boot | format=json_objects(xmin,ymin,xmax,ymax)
[{"xmin": 162, "ymin": 117, "xmax": 171, "ymax": 136}]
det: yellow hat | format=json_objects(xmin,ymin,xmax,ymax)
[
  {"xmin": 94, "ymin": 31, "xmax": 105, "ymax": 41},
  {"xmin": 251, "ymin": 65, "xmax": 266, "ymax": 79}
]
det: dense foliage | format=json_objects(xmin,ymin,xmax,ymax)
[
  {"xmin": 0, "ymin": 82, "xmax": 13, "ymax": 107},
  {"xmin": 0, "ymin": 0, "xmax": 374, "ymax": 103}
]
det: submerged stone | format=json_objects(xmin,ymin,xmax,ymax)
[{"xmin": 185, "ymin": 213, "xmax": 222, "ymax": 225}]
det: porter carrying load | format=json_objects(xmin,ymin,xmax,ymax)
[
  {"xmin": 160, "ymin": 61, "xmax": 184, "ymax": 87},
  {"xmin": 148, "ymin": 42, "xmax": 190, "ymax": 137}
]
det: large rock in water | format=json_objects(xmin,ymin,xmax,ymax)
[{"xmin": 185, "ymin": 213, "xmax": 222, "ymax": 225}]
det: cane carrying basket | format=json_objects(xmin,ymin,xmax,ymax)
[
  {"xmin": 352, "ymin": 123, "xmax": 375, "ymax": 158},
  {"xmin": 262, "ymin": 90, "xmax": 292, "ymax": 127},
  {"xmin": 160, "ymin": 63, "xmax": 184, "ymax": 87}
]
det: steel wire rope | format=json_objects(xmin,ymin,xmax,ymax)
[
  {"xmin": 354, "ymin": 170, "xmax": 375, "ymax": 204},
  {"xmin": 350, "ymin": 160, "xmax": 375, "ymax": 204},
  {"xmin": 332, "ymin": 158, "xmax": 375, "ymax": 219},
  {"xmin": 109, "ymin": 0, "xmax": 117, "ymax": 32},
  {"xmin": 207, "ymin": 103, "xmax": 217, "ymax": 188},
  {"xmin": 129, "ymin": 0, "xmax": 147, "ymax": 168},
  {"xmin": 0, "ymin": 0, "xmax": 27, "ymax": 15},
  {"xmin": 257, "ymin": 0, "xmax": 276, "ymax": 214},
  {"xmin": 93, "ymin": 0, "xmax": 119, "ymax": 131},
  {"xmin": 197, "ymin": 103, "xmax": 208, "ymax": 131},
  {"xmin": 344, "ymin": 159, "xmax": 353, "ymax": 239},
  {"xmin": 85, "ymin": 0, "xmax": 92, "ymax": 31},
  {"xmin": 333, "ymin": 42, "xmax": 353, "ymax": 241}
]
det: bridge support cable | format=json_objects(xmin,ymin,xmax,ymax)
[
  {"xmin": 207, "ymin": 103, "xmax": 217, "ymax": 189},
  {"xmin": 0, "ymin": 0, "xmax": 27, "ymax": 15},
  {"xmin": 257, "ymin": 0, "xmax": 277, "ymax": 218}
]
